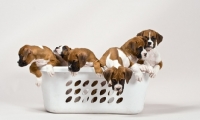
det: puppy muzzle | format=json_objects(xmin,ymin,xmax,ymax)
[
  {"xmin": 18, "ymin": 60, "xmax": 28, "ymax": 67},
  {"xmin": 68, "ymin": 64, "xmax": 80, "ymax": 72}
]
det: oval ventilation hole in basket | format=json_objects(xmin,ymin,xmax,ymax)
[
  {"xmin": 108, "ymin": 97, "xmax": 114, "ymax": 103},
  {"xmin": 66, "ymin": 88, "xmax": 72, "ymax": 95},
  {"xmin": 74, "ymin": 96, "xmax": 81, "ymax": 103},
  {"xmin": 100, "ymin": 97, "xmax": 106, "ymax": 103},
  {"xmin": 116, "ymin": 91, "xmax": 123, "ymax": 96},
  {"xmin": 82, "ymin": 96, "xmax": 89, "ymax": 103},
  {"xmin": 100, "ymin": 89, "xmax": 106, "ymax": 95},
  {"xmin": 83, "ymin": 80, "xmax": 89, "ymax": 87},
  {"xmin": 91, "ymin": 97, "xmax": 97, "ymax": 103},
  {"xmin": 91, "ymin": 89, "xmax": 97, "ymax": 95},
  {"xmin": 116, "ymin": 97, "xmax": 123, "ymax": 104},
  {"xmin": 101, "ymin": 81, "xmax": 106, "ymax": 87},
  {"xmin": 66, "ymin": 96, "xmax": 72, "ymax": 103},
  {"xmin": 82, "ymin": 89, "xmax": 89, "ymax": 95},
  {"xmin": 91, "ymin": 80, "xmax": 98, "ymax": 87},
  {"xmin": 66, "ymin": 80, "xmax": 72, "ymax": 86},
  {"xmin": 74, "ymin": 88, "xmax": 81, "ymax": 95},
  {"xmin": 74, "ymin": 80, "xmax": 81, "ymax": 86},
  {"xmin": 108, "ymin": 90, "xmax": 114, "ymax": 96}
]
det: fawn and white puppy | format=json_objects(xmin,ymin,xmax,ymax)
[
  {"xmin": 100, "ymin": 36, "xmax": 148, "ymax": 93},
  {"xmin": 60, "ymin": 45, "xmax": 103, "ymax": 76},
  {"xmin": 17, "ymin": 45, "xmax": 60, "ymax": 86},
  {"xmin": 137, "ymin": 29, "xmax": 163, "ymax": 78}
]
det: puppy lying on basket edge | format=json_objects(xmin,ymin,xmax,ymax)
[
  {"xmin": 17, "ymin": 45, "xmax": 61, "ymax": 86},
  {"xmin": 136, "ymin": 29, "xmax": 163, "ymax": 78},
  {"xmin": 58, "ymin": 45, "xmax": 103, "ymax": 77},
  {"xmin": 99, "ymin": 36, "xmax": 150, "ymax": 94}
]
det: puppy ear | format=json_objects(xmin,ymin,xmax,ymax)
[
  {"xmin": 156, "ymin": 32, "xmax": 163, "ymax": 45},
  {"xmin": 62, "ymin": 46, "xmax": 71, "ymax": 51},
  {"xmin": 137, "ymin": 31, "xmax": 144, "ymax": 36},
  {"xmin": 119, "ymin": 67, "xmax": 132, "ymax": 84},
  {"xmin": 77, "ymin": 53, "xmax": 87, "ymax": 67},
  {"xmin": 128, "ymin": 41, "xmax": 136, "ymax": 54},
  {"xmin": 103, "ymin": 68, "xmax": 114, "ymax": 83},
  {"xmin": 23, "ymin": 48, "xmax": 32, "ymax": 60}
]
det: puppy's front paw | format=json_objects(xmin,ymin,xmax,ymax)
[
  {"xmin": 147, "ymin": 66, "xmax": 154, "ymax": 74},
  {"xmin": 71, "ymin": 72, "xmax": 78, "ymax": 76},
  {"xmin": 149, "ymin": 66, "xmax": 159, "ymax": 78},
  {"xmin": 36, "ymin": 77, "xmax": 42, "ymax": 87},
  {"xmin": 139, "ymin": 65, "xmax": 146, "ymax": 72},
  {"xmin": 134, "ymin": 72, "xmax": 143, "ymax": 82},
  {"xmin": 96, "ymin": 73, "xmax": 103, "ymax": 77},
  {"xmin": 46, "ymin": 64, "xmax": 54, "ymax": 77}
]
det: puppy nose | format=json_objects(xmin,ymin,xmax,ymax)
[
  {"xmin": 148, "ymin": 42, "xmax": 151, "ymax": 45},
  {"xmin": 116, "ymin": 88, "xmax": 121, "ymax": 91},
  {"xmin": 144, "ymin": 53, "xmax": 147, "ymax": 57}
]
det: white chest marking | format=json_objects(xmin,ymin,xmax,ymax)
[
  {"xmin": 34, "ymin": 59, "xmax": 50, "ymax": 67},
  {"xmin": 106, "ymin": 49, "xmax": 130, "ymax": 68},
  {"xmin": 84, "ymin": 62, "xmax": 93, "ymax": 67},
  {"xmin": 144, "ymin": 49, "xmax": 161, "ymax": 67}
]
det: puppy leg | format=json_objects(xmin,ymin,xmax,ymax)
[
  {"xmin": 29, "ymin": 62, "xmax": 42, "ymax": 87},
  {"xmin": 150, "ymin": 65, "xmax": 160, "ymax": 78},
  {"xmin": 93, "ymin": 60, "xmax": 103, "ymax": 77},
  {"xmin": 130, "ymin": 63, "xmax": 143, "ymax": 81}
]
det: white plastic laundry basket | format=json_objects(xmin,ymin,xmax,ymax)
[{"xmin": 40, "ymin": 66, "xmax": 149, "ymax": 114}]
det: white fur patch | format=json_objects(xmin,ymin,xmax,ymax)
[
  {"xmin": 114, "ymin": 83, "xmax": 122, "ymax": 92},
  {"xmin": 84, "ymin": 62, "xmax": 93, "ymax": 67},
  {"xmin": 148, "ymin": 32, "xmax": 154, "ymax": 48},
  {"xmin": 55, "ymin": 45, "xmax": 63, "ymax": 54},
  {"xmin": 35, "ymin": 59, "xmax": 50, "ymax": 67},
  {"xmin": 36, "ymin": 77, "xmax": 42, "ymax": 87},
  {"xmin": 46, "ymin": 64, "xmax": 54, "ymax": 77},
  {"xmin": 37, "ymin": 45, "xmax": 44, "ymax": 49},
  {"xmin": 117, "ymin": 49, "xmax": 130, "ymax": 67},
  {"xmin": 106, "ymin": 54, "xmax": 121, "ymax": 68},
  {"xmin": 130, "ymin": 63, "xmax": 143, "ymax": 81}
]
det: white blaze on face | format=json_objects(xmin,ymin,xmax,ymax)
[
  {"xmin": 141, "ymin": 47, "xmax": 148, "ymax": 59},
  {"xmin": 148, "ymin": 32, "xmax": 154, "ymax": 48},
  {"xmin": 114, "ymin": 81, "xmax": 122, "ymax": 92},
  {"xmin": 55, "ymin": 45, "xmax": 63, "ymax": 54}
]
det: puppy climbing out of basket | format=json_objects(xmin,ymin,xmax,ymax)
[
  {"xmin": 60, "ymin": 45, "xmax": 103, "ymax": 77},
  {"xmin": 100, "ymin": 36, "xmax": 148, "ymax": 93},
  {"xmin": 17, "ymin": 45, "xmax": 61, "ymax": 86},
  {"xmin": 136, "ymin": 29, "xmax": 163, "ymax": 78}
]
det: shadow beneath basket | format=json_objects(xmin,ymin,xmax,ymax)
[{"xmin": 139, "ymin": 103, "xmax": 200, "ymax": 116}]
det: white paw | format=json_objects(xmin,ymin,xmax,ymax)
[
  {"xmin": 96, "ymin": 73, "xmax": 103, "ymax": 77},
  {"xmin": 134, "ymin": 72, "xmax": 143, "ymax": 82},
  {"xmin": 46, "ymin": 64, "xmax": 54, "ymax": 77},
  {"xmin": 150, "ymin": 72, "xmax": 157, "ymax": 78},
  {"xmin": 147, "ymin": 66, "xmax": 154, "ymax": 74},
  {"xmin": 35, "ymin": 77, "xmax": 42, "ymax": 87},
  {"xmin": 71, "ymin": 72, "xmax": 78, "ymax": 76},
  {"xmin": 139, "ymin": 65, "xmax": 146, "ymax": 72}
]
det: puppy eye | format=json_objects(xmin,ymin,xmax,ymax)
[
  {"xmin": 119, "ymin": 79, "xmax": 125, "ymax": 84},
  {"xmin": 111, "ymin": 79, "xmax": 117, "ymax": 83}
]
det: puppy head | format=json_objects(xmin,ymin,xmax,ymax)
[
  {"xmin": 67, "ymin": 50, "xmax": 87, "ymax": 72},
  {"xmin": 17, "ymin": 45, "xmax": 34, "ymax": 67},
  {"xmin": 103, "ymin": 66, "xmax": 132, "ymax": 94},
  {"xmin": 126, "ymin": 36, "xmax": 147, "ymax": 59},
  {"xmin": 137, "ymin": 29, "xmax": 163, "ymax": 51}
]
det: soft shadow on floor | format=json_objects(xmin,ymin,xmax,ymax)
[{"xmin": 139, "ymin": 103, "xmax": 200, "ymax": 116}]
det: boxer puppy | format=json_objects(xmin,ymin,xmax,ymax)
[
  {"xmin": 136, "ymin": 29, "xmax": 163, "ymax": 78},
  {"xmin": 17, "ymin": 45, "xmax": 60, "ymax": 86},
  {"xmin": 61, "ymin": 46, "xmax": 103, "ymax": 76},
  {"xmin": 53, "ymin": 46, "xmax": 69, "ymax": 66},
  {"xmin": 100, "ymin": 47, "xmax": 133, "ymax": 94}
]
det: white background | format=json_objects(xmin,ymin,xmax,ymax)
[{"xmin": 0, "ymin": 0, "xmax": 200, "ymax": 120}]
